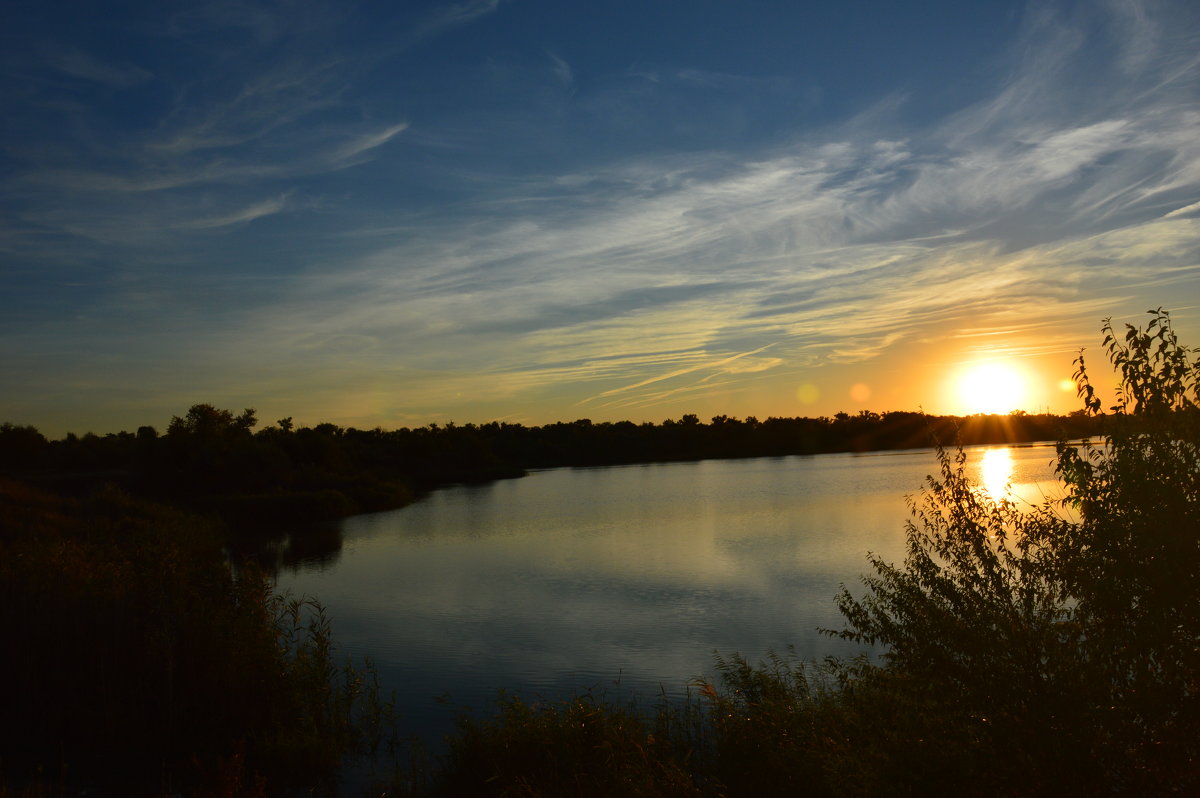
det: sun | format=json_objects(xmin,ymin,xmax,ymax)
[{"xmin": 955, "ymin": 362, "xmax": 1027, "ymax": 414}]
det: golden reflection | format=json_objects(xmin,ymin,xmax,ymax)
[{"xmin": 979, "ymin": 448, "xmax": 1013, "ymax": 502}]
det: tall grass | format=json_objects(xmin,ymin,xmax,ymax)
[
  {"xmin": 420, "ymin": 651, "xmax": 849, "ymax": 797},
  {"xmin": 420, "ymin": 640, "xmax": 1148, "ymax": 797},
  {"xmin": 436, "ymin": 689, "xmax": 700, "ymax": 797}
]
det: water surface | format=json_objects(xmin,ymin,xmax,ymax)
[{"xmin": 276, "ymin": 444, "xmax": 1063, "ymax": 740}]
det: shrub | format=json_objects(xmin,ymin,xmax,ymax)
[{"xmin": 832, "ymin": 309, "xmax": 1200, "ymax": 793}]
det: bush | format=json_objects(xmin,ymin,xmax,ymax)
[{"xmin": 832, "ymin": 308, "xmax": 1200, "ymax": 793}]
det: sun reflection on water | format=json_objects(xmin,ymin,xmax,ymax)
[{"xmin": 979, "ymin": 448, "xmax": 1014, "ymax": 502}]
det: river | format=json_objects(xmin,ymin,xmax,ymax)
[{"xmin": 274, "ymin": 443, "xmax": 1065, "ymax": 747}]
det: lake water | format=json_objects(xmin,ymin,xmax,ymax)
[{"xmin": 274, "ymin": 443, "xmax": 1065, "ymax": 744}]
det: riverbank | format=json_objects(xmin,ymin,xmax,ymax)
[{"xmin": 1, "ymin": 408, "xmax": 1099, "ymax": 521}]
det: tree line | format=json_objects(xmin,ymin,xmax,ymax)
[{"xmin": 1, "ymin": 406, "xmax": 1101, "ymax": 530}]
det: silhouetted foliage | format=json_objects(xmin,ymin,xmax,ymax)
[
  {"xmin": 167, "ymin": 402, "xmax": 258, "ymax": 439},
  {"xmin": 828, "ymin": 308, "xmax": 1200, "ymax": 793},
  {"xmin": 0, "ymin": 422, "xmax": 47, "ymax": 470},
  {"xmin": 0, "ymin": 480, "xmax": 397, "ymax": 796},
  {"xmin": 439, "ymin": 690, "xmax": 700, "ymax": 798}
]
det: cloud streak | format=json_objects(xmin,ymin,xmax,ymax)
[
  {"xmin": 331, "ymin": 123, "xmax": 411, "ymax": 163},
  {"xmin": 582, "ymin": 345, "xmax": 777, "ymax": 404},
  {"xmin": 47, "ymin": 48, "xmax": 153, "ymax": 88},
  {"xmin": 184, "ymin": 193, "xmax": 291, "ymax": 229}
]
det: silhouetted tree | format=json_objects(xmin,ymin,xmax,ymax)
[
  {"xmin": 832, "ymin": 309, "xmax": 1199, "ymax": 793},
  {"xmin": 0, "ymin": 422, "xmax": 47, "ymax": 471},
  {"xmin": 167, "ymin": 403, "xmax": 257, "ymax": 439}
]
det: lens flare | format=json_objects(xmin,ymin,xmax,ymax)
[{"xmin": 795, "ymin": 383, "xmax": 820, "ymax": 404}]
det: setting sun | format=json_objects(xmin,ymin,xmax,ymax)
[{"xmin": 954, "ymin": 362, "xmax": 1028, "ymax": 414}]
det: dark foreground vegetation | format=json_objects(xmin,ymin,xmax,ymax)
[
  {"xmin": 2, "ymin": 310, "xmax": 1196, "ymax": 795},
  {"xmin": 0, "ymin": 479, "xmax": 401, "ymax": 796}
]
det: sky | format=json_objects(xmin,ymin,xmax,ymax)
[{"xmin": 2, "ymin": 0, "xmax": 1198, "ymax": 436}]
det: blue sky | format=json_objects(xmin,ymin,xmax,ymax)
[{"xmin": 3, "ymin": 0, "xmax": 1198, "ymax": 435}]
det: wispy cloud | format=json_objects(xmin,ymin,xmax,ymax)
[
  {"xmin": 410, "ymin": 0, "xmax": 502, "ymax": 42},
  {"xmin": 582, "ymin": 345, "xmax": 776, "ymax": 404},
  {"xmin": 46, "ymin": 48, "xmax": 152, "ymax": 88},
  {"xmin": 331, "ymin": 123, "xmax": 410, "ymax": 163},
  {"xmin": 1164, "ymin": 199, "xmax": 1200, "ymax": 218},
  {"xmin": 547, "ymin": 51, "xmax": 574, "ymax": 92},
  {"xmin": 184, "ymin": 193, "xmax": 291, "ymax": 229},
  {"xmin": 151, "ymin": 59, "xmax": 350, "ymax": 155}
]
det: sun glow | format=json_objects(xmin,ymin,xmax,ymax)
[{"xmin": 954, "ymin": 361, "xmax": 1028, "ymax": 414}]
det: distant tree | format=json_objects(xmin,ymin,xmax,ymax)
[
  {"xmin": 0, "ymin": 422, "xmax": 48, "ymax": 470},
  {"xmin": 167, "ymin": 404, "xmax": 257, "ymax": 439},
  {"xmin": 311, "ymin": 422, "xmax": 342, "ymax": 437}
]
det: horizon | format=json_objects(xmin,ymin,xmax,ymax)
[
  {"xmin": 18, "ymin": 404, "xmax": 1092, "ymax": 441},
  {"xmin": 3, "ymin": 1, "xmax": 1198, "ymax": 438}
]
